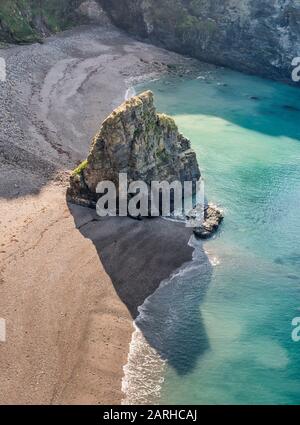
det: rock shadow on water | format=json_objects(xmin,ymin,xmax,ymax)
[{"xmin": 68, "ymin": 202, "xmax": 213, "ymax": 376}]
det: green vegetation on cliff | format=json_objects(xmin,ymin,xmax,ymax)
[
  {"xmin": 0, "ymin": 0, "xmax": 37, "ymax": 43},
  {"xmin": 0, "ymin": 0, "xmax": 81, "ymax": 44}
]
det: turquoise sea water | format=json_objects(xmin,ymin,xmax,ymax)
[{"xmin": 124, "ymin": 69, "xmax": 300, "ymax": 405}]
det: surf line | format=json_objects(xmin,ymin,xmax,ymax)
[{"xmin": 0, "ymin": 318, "xmax": 6, "ymax": 343}]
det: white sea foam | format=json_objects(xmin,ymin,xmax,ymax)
[
  {"xmin": 125, "ymin": 86, "xmax": 136, "ymax": 100},
  {"xmin": 124, "ymin": 73, "xmax": 162, "ymax": 98},
  {"xmin": 209, "ymin": 256, "xmax": 220, "ymax": 266},
  {"xmin": 122, "ymin": 323, "xmax": 166, "ymax": 405},
  {"xmin": 204, "ymin": 249, "xmax": 221, "ymax": 267}
]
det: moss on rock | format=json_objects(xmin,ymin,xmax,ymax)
[{"xmin": 72, "ymin": 159, "xmax": 88, "ymax": 176}]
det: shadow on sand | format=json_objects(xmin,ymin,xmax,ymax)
[{"xmin": 68, "ymin": 202, "xmax": 213, "ymax": 376}]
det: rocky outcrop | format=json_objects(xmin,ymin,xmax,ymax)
[
  {"xmin": 99, "ymin": 0, "xmax": 300, "ymax": 83},
  {"xmin": 187, "ymin": 204, "xmax": 224, "ymax": 239},
  {"xmin": 67, "ymin": 91, "xmax": 200, "ymax": 209}
]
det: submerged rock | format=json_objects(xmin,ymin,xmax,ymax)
[
  {"xmin": 190, "ymin": 204, "xmax": 224, "ymax": 239},
  {"xmin": 67, "ymin": 90, "xmax": 200, "ymax": 209}
]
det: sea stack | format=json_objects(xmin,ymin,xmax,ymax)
[{"xmin": 67, "ymin": 91, "xmax": 200, "ymax": 208}]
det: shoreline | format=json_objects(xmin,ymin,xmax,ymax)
[
  {"xmin": 122, "ymin": 235, "xmax": 200, "ymax": 405},
  {"xmin": 0, "ymin": 24, "xmax": 207, "ymax": 404}
]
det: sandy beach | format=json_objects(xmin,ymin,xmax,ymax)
[{"xmin": 0, "ymin": 24, "xmax": 204, "ymax": 404}]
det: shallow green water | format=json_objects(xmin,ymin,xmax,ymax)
[{"xmin": 133, "ymin": 69, "xmax": 300, "ymax": 405}]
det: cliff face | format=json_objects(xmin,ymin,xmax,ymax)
[
  {"xmin": 2, "ymin": 1, "xmax": 299, "ymax": 82},
  {"xmin": 99, "ymin": 0, "xmax": 300, "ymax": 82},
  {"xmin": 67, "ymin": 91, "xmax": 200, "ymax": 208}
]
